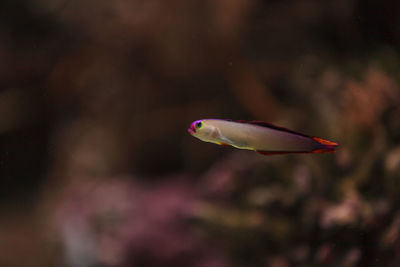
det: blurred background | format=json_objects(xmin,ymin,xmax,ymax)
[{"xmin": 1, "ymin": 0, "xmax": 400, "ymax": 266}]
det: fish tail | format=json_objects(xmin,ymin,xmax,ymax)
[{"xmin": 312, "ymin": 137, "xmax": 338, "ymax": 153}]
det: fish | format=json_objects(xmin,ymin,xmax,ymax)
[{"xmin": 187, "ymin": 119, "xmax": 338, "ymax": 155}]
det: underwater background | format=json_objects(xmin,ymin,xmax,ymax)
[{"xmin": 1, "ymin": 0, "xmax": 400, "ymax": 266}]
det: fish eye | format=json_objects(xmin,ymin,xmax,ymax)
[{"xmin": 195, "ymin": 122, "xmax": 202, "ymax": 129}]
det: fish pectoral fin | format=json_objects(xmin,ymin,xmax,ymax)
[
  {"xmin": 217, "ymin": 137, "xmax": 234, "ymax": 147},
  {"xmin": 214, "ymin": 134, "xmax": 233, "ymax": 147},
  {"xmin": 216, "ymin": 130, "xmax": 234, "ymax": 146}
]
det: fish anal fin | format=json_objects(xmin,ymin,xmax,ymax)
[
  {"xmin": 311, "ymin": 148, "xmax": 336, "ymax": 154},
  {"xmin": 256, "ymin": 148, "xmax": 336, "ymax": 156},
  {"xmin": 256, "ymin": 150, "xmax": 310, "ymax": 156}
]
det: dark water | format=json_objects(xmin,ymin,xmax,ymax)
[{"xmin": 1, "ymin": 1, "xmax": 400, "ymax": 266}]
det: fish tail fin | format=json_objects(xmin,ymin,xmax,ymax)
[{"xmin": 312, "ymin": 137, "xmax": 338, "ymax": 153}]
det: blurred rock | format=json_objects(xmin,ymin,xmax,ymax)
[
  {"xmin": 52, "ymin": 178, "xmax": 227, "ymax": 267},
  {"xmin": 385, "ymin": 146, "xmax": 400, "ymax": 173}
]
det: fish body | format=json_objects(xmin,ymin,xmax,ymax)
[{"xmin": 188, "ymin": 119, "xmax": 338, "ymax": 155}]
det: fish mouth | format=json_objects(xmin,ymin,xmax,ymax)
[{"xmin": 188, "ymin": 124, "xmax": 196, "ymax": 134}]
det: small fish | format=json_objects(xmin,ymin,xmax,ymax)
[{"xmin": 188, "ymin": 119, "xmax": 338, "ymax": 155}]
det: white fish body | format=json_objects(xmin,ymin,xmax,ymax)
[{"xmin": 188, "ymin": 119, "xmax": 338, "ymax": 155}]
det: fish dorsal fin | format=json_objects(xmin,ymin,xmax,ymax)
[{"xmin": 233, "ymin": 120, "xmax": 311, "ymax": 138}]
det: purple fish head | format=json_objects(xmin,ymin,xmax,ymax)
[{"xmin": 188, "ymin": 120, "xmax": 203, "ymax": 135}]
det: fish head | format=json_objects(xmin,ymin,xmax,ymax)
[{"xmin": 188, "ymin": 120, "xmax": 216, "ymax": 141}]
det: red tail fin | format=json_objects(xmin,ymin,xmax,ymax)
[
  {"xmin": 313, "ymin": 137, "xmax": 338, "ymax": 147},
  {"xmin": 312, "ymin": 137, "xmax": 338, "ymax": 153}
]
